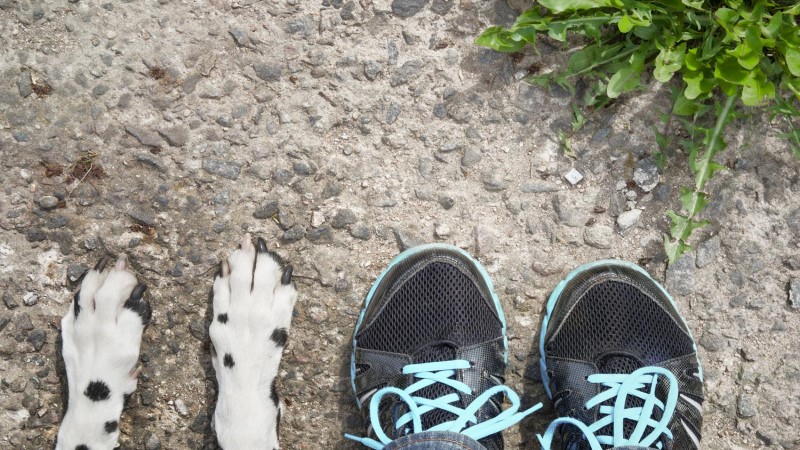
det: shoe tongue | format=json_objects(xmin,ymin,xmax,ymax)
[
  {"xmin": 411, "ymin": 340, "xmax": 458, "ymax": 364},
  {"xmin": 595, "ymin": 352, "xmax": 644, "ymax": 374}
]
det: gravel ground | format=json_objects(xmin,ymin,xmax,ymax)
[{"xmin": 1, "ymin": 0, "xmax": 800, "ymax": 449}]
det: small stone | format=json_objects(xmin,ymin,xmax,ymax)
[
  {"xmin": 38, "ymin": 196, "xmax": 59, "ymax": 210},
  {"xmin": 437, "ymin": 196, "xmax": 455, "ymax": 210},
  {"xmin": 273, "ymin": 168, "xmax": 294, "ymax": 186},
  {"xmin": 125, "ymin": 125, "xmax": 162, "ymax": 148},
  {"xmin": 202, "ymin": 160, "xmax": 242, "ymax": 180},
  {"xmin": 461, "ymin": 147, "xmax": 482, "ymax": 167},
  {"xmin": 67, "ymin": 264, "xmax": 88, "ymax": 282},
  {"xmin": 158, "ymin": 126, "xmax": 189, "ymax": 147},
  {"xmin": 584, "ymin": 225, "xmax": 613, "ymax": 249},
  {"xmin": 27, "ymin": 330, "xmax": 46, "ymax": 352},
  {"xmin": 666, "ymin": 254, "xmax": 695, "ymax": 296},
  {"xmin": 293, "ymin": 161, "xmax": 313, "ymax": 176},
  {"xmin": 307, "ymin": 224, "xmax": 332, "ymax": 242},
  {"xmin": 311, "ymin": 211, "xmax": 325, "ymax": 228},
  {"xmin": 282, "ymin": 225, "xmax": 306, "ymax": 243},
  {"xmin": 254, "ymin": 62, "xmax": 283, "ymax": 82},
  {"xmin": 564, "ymin": 168, "xmax": 583, "ymax": 185},
  {"xmin": 696, "ymin": 236, "xmax": 720, "ymax": 268},
  {"xmin": 349, "ymin": 224, "xmax": 371, "ymax": 240},
  {"xmin": 364, "ymin": 60, "xmax": 382, "ymax": 81},
  {"xmin": 128, "ymin": 207, "xmax": 157, "ymax": 227},
  {"xmin": 552, "ymin": 193, "xmax": 588, "ymax": 228},
  {"xmin": 393, "ymin": 228, "xmax": 426, "ymax": 250},
  {"xmin": 144, "ymin": 432, "xmax": 161, "ymax": 450},
  {"xmin": 699, "ymin": 331, "xmax": 725, "ymax": 352},
  {"xmin": 228, "ymin": 28, "xmax": 249, "ymax": 47},
  {"xmin": 616, "ymin": 209, "xmax": 641, "ymax": 231},
  {"xmin": 189, "ymin": 411, "xmax": 208, "ymax": 433},
  {"xmin": 737, "ymin": 394, "xmax": 756, "ymax": 418},
  {"xmin": 481, "ymin": 171, "xmax": 507, "ymax": 192},
  {"xmin": 23, "ymin": 292, "xmax": 38, "ymax": 306},
  {"xmin": 520, "ymin": 182, "xmax": 559, "ymax": 193},
  {"xmin": 784, "ymin": 254, "xmax": 800, "ymax": 270},
  {"xmin": 331, "ymin": 209, "xmax": 357, "ymax": 229},
  {"xmin": 633, "ymin": 158, "xmax": 660, "ymax": 192},
  {"xmin": 434, "ymin": 223, "xmax": 451, "ymax": 238},
  {"xmin": 3, "ymin": 292, "xmax": 18, "ymax": 310},
  {"xmin": 386, "ymin": 102, "xmax": 401, "ymax": 125},
  {"xmin": 253, "ymin": 201, "xmax": 279, "ymax": 220},
  {"xmin": 387, "ymin": 41, "xmax": 399, "ymax": 65},
  {"xmin": 18, "ymin": 71, "xmax": 33, "ymax": 98},
  {"xmin": 391, "ymin": 0, "xmax": 429, "ymax": 17},
  {"xmin": 789, "ymin": 278, "xmax": 800, "ymax": 309},
  {"xmin": 440, "ymin": 142, "xmax": 463, "ymax": 153},
  {"xmin": 174, "ymin": 399, "xmax": 189, "ymax": 417}
]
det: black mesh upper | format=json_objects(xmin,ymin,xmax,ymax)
[
  {"xmin": 357, "ymin": 261, "xmax": 502, "ymax": 353},
  {"xmin": 548, "ymin": 281, "xmax": 695, "ymax": 365}
]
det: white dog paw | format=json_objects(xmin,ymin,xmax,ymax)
[
  {"xmin": 210, "ymin": 234, "xmax": 297, "ymax": 449},
  {"xmin": 56, "ymin": 255, "xmax": 151, "ymax": 450}
]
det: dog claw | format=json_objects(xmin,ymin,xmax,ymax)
[
  {"xmin": 281, "ymin": 265, "xmax": 293, "ymax": 285},
  {"xmin": 256, "ymin": 236, "xmax": 268, "ymax": 253},
  {"xmin": 94, "ymin": 256, "xmax": 111, "ymax": 272},
  {"xmin": 115, "ymin": 254, "xmax": 127, "ymax": 271}
]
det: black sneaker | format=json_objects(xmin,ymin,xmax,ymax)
[
  {"xmin": 346, "ymin": 244, "xmax": 539, "ymax": 449},
  {"xmin": 537, "ymin": 260, "xmax": 704, "ymax": 450}
]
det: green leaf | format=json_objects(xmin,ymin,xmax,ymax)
[
  {"xmin": 673, "ymin": 91, "xmax": 700, "ymax": 115},
  {"xmin": 619, "ymin": 14, "xmax": 633, "ymax": 32},
  {"xmin": 654, "ymin": 44, "xmax": 686, "ymax": 82},
  {"xmin": 786, "ymin": 48, "xmax": 800, "ymax": 77},
  {"xmin": 538, "ymin": 0, "xmax": 616, "ymax": 13},
  {"xmin": 679, "ymin": 187, "xmax": 709, "ymax": 216},
  {"xmin": 607, "ymin": 66, "xmax": 641, "ymax": 98},
  {"xmin": 714, "ymin": 56, "xmax": 750, "ymax": 85},
  {"xmin": 667, "ymin": 210, "xmax": 690, "ymax": 239},
  {"xmin": 475, "ymin": 27, "xmax": 527, "ymax": 52},
  {"xmin": 742, "ymin": 71, "xmax": 776, "ymax": 106},
  {"xmin": 654, "ymin": 151, "xmax": 668, "ymax": 170},
  {"xmin": 664, "ymin": 235, "xmax": 692, "ymax": 265}
]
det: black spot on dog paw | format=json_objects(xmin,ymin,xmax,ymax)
[
  {"xmin": 84, "ymin": 380, "xmax": 111, "ymax": 401},
  {"xmin": 104, "ymin": 420, "xmax": 118, "ymax": 433},
  {"xmin": 270, "ymin": 328, "xmax": 288, "ymax": 347},
  {"xmin": 73, "ymin": 291, "xmax": 81, "ymax": 318},
  {"xmin": 94, "ymin": 256, "xmax": 111, "ymax": 272},
  {"xmin": 217, "ymin": 313, "xmax": 228, "ymax": 324},
  {"xmin": 281, "ymin": 265, "xmax": 293, "ymax": 285},
  {"xmin": 75, "ymin": 444, "xmax": 90, "ymax": 450},
  {"xmin": 223, "ymin": 353, "xmax": 235, "ymax": 368},
  {"xmin": 123, "ymin": 283, "xmax": 152, "ymax": 325},
  {"xmin": 269, "ymin": 377, "xmax": 279, "ymax": 408}
]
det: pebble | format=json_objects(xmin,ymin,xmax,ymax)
[
  {"xmin": 174, "ymin": 399, "xmax": 189, "ymax": 417},
  {"xmin": 189, "ymin": 411, "xmax": 208, "ymax": 433},
  {"xmin": 18, "ymin": 71, "xmax": 33, "ymax": 97},
  {"xmin": 552, "ymin": 193, "xmax": 588, "ymax": 228},
  {"xmin": 616, "ymin": 209, "xmax": 641, "ymax": 231},
  {"xmin": 23, "ymin": 292, "xmax": 38, "ymax": 306},
  {"xmin": 27, "ymin": 330, "xmax": 46, "ymax": 351},
  {"xmin": 331, "ymin": 209, "xmax": 357, "ymax": 229},
  {"xmin": 125, "ymin": 125, "xmax": 163, "ymax": 148},
  {"xmin": 564, "ymin": 168, "xmax": 583, "ymax": 185},
  {"xmin": 3, "ymin": 291, "xmax": 18, "ymax": 310},
  {"xmin": 308, "ymin": 224, "xmax": 332, "ymax": 243},
  {"xmin": 633, "ymin": 157, "xmax": 660, "ymax": 192},
  {"xmin": 520, "ymin": 182, "xmax": 559, "ymax": 193},
  {"xmin": 349, "ymin": 224, "xmax": 372, "ymax": 240},
  {"xmin": 699, "ymin": 331, "xmax": 726, "ymax": 352},
  {"xmin": 253, "ymin": 201, "xmax": 279, "ymax": 220},
  {"xmin": 282, "ymin": 225, "xmax": 306, "ymax": 242},
  {"xmin": 66, "ymin": 264, "xmax": 88, "ymax": 282},
  {"xmin": 789, "ymin": 278, "xmax": 800, "ymax": 309},
  {"xmin": 437, "ymin": 195, "xmax": 455, "ymax": 210},
  {"xmin": 254, "ymin": 62, "xmax": 283, "ymax": 82},
  {"xmin": 386, "ymin": 102, "xmax": 401, "ymax": 125},
  {"xmin": 393, "ymin": 228, "xmax": 426, "ymax": 250},
  {"xmin": 583, "ymin": 225, "xmax": 613, "ymax": 249},
  {"xmin": 128, "ymin": 207, "xmax": 157, "ymax": 227},
  {"xmin": 311, "ymin": 211, "xmax": 326, "ymax": 228},
  {"xmin": 434, "ymin": 223, "xmax": 451, "ymax": 238},
  {"xmin": 696, "ymin": 235, "xmax": 720, "ymax": 268},
  {"xmin": 202, "ymin": 160, "xmax": 242, "ymax": 180},
  {"xmin": 145, "ymin": 432, "xmax": 161, "ymax": 450},
  {"xmin": 364, "ymin": 60, "xmax": 382, "ymax": 81},
  {"xmin": 665, "ymin": 254, "xmax": 695, "ymax": 296},
  {"xmin": 38, "ymin": 196, "xmax": 59, "ymax": 210},
  {"xmin": 158, "ymin": 126, "xmax": 189, "ymax": 147},
  {"xmin": 228, "ymin": 28, "xmax": 249, "ymax": 47},
  {"xmin": 481, "ymin": 170, "xmax": 507, "ymax": 192},
  {"xmin": 461, "ymin": 147, "xmax": 482, "ymax": 167},
  {"xmin": 737, "ymin": 394, "xmax": 756, "ymax": 418}
]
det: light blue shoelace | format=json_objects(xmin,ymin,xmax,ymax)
[
  {"xmin": 537, "ymin": 366, "xmax": 679, "ymax": 450},
  {"xmin": 345, "ymin": 359, "xmax": 541, "ymax": 449}
]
